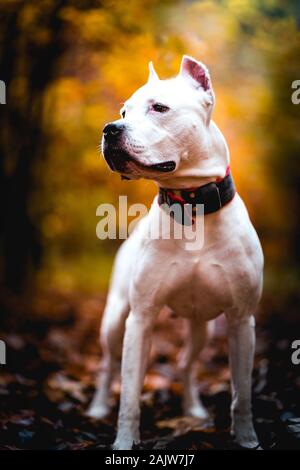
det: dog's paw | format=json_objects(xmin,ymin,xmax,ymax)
[
  {"xmin": 112, "ymin": 440, "xmax": 132, "ymax": 451},
  {"xmin": 112, "ymin": 436, "xmax": 139, "ymax": 451},
  {"xmin": 232, "ymin": 423, "xmax": 260, "ymax": 449},
  {"xmin": 234, "ymin": 438, "xmax": 261, "ymax": 450},
  {"xmin": 86, "ymin": 404, "xmax": 110, "ymax": 420},
  {"xmin": 185, "ymin": 404, "xmax": 209, "ymax": 420}
]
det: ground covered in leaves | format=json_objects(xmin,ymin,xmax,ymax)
[{"xmin": 0, "ymin": 292, "xmax": 300, "ymax": 450}]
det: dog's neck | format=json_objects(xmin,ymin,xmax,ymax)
[
  {"xmin": 155, "ymin": 121, "xmax": 230, "ymax": 190},
  {"xmin": 157, "ymin": 166, "xmax": 235, "ymax": 226}
]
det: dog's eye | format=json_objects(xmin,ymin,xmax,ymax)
[
  {"xmin": 121, "ymin": 110, "xmax": 126, "ymax": 118},
  {"xmin": 152, "ymin": 103, "xmax": 170, "ymax": 113}
]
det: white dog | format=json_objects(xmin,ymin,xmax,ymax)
[{"xmin": 87, "ymin": 56, "xmax": 264, "ymax": 450}]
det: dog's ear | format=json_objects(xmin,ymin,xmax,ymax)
[
  {"xmin": 147, "ymin": 61, "xmax": 159, "ymax": 82},
  {"xmin": 179, "ymin": 55, "xmax": 212, "ymax": 93},
  {"xmin": 179, "ymin": 55, "xmax": 215, "ymax": 122}
]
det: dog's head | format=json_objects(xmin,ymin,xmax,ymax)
[{"xmin": 102, "ymin": 55, "xmax": 215, "ymax": 182}]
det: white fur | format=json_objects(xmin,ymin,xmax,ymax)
[{"xmin": 87, "ymin": 56, "xmax": 264, "ymax": 450}]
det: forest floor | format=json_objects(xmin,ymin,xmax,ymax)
[{"xmin": 0, "ymin": 291, "xmax": 300, "ymax": 450}]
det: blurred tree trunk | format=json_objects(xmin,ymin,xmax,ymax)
[{"xmin": 0, "ymin": 0, "xmax": 66, "ymax": 293}]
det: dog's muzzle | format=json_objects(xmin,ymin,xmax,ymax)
[
  {"xmin": 103, "ymin": 122, "xmax": 125, "ymax": 141},
  {"xmin": 102, "ymin": 122, "xmax": 176, "ymax": 174},
  {"xmin": 102, "ymin": 122, "xmax": 128, "ymax": 172}
]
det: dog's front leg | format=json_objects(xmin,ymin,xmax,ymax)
[
  {"xmin": 226, "ymin": 314, "xmax": 259, "ymax": 448},
  {"xmin": 179, "ymin": 319, "xmax": 208, "ymax": 419},
  {"xmin": 113, "ymin": 309, "xmax": 156, "ymax": 450}
]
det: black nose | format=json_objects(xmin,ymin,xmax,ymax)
[{"xmin": 103, "ymin": 122, "xmax": 124, "ymax": 140}]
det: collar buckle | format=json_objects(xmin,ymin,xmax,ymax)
[{"xmin": 199, "ymin": 182, "xmax": 222, "ymax": 214}]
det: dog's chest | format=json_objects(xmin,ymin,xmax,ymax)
[
  {"xmin": 134, "ymin": 234, "xmax": 235, "ymax": 320},
  {"xmin": 131, "ymin": 195, "xmax": 261, "ymax": 321},
  {"xmin": 162, "ymin": 251, "xmax": 233, "ymax": 320}
]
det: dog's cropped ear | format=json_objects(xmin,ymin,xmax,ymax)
[
  {"xmin": 147, "ymin": 61, "xmax": 159, "ymax": 83},
  {"xmin": 179, "ymin": 55, "xmax": 215, "ymax": 122},
  {"xmin": 179, "ymin": 55, "xmax": 212, "ymax": 93}
]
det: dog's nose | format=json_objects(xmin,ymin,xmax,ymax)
[{"xmin": 103, "ymin": 122, "xmax": 124, "ymax": 140}]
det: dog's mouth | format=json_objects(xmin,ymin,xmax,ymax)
[
  {"xmin": 103, "ymin": 146, "xmax": 176, "ymax": 176},
  {"xmin": 148, "ymin": 161, "xmax": 176, "ymax": 172}
]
